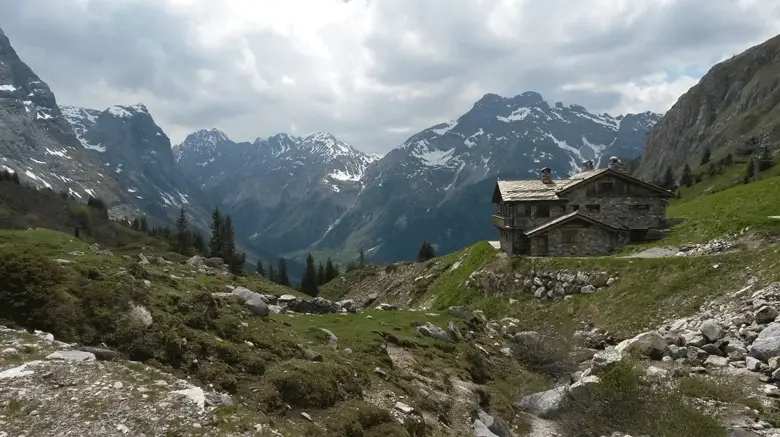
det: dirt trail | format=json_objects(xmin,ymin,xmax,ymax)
[{"xmin": 520, "ymin": 413, "xmax": 560, "ymax": 437}]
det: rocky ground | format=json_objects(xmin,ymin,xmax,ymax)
[{"xmin": 0, "ymin": 326, "xmax": 266, "ymax": 437}]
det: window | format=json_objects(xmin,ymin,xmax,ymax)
[
  {"xmin": 571, "ymin": 204, "xmax": 579, "ymax": 211},
  {"xmin": 560, "ymin": 205, "xmax": 567, "ymax": 214},
  {"xmin": 629, "ymin": 204, "xmax": 650, "ymax": 210},
  {"xmin": 525, "ymin": 204, "xmax": 532, "ymax": 217},
  {"xmin": 586, "ymin": 204, "xmax": 601, "ymax": 213},
  {"xmin": 562, "ymin": 230, "xmax": 577, "ymax": 244},
  {"xmin": 536, "ymin": 204, "xmax": 550, "ymax": 218}
]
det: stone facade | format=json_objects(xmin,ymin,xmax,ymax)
[{"xmin": 493, "ymin": 159, "xmax": 673, "ymax": 257}]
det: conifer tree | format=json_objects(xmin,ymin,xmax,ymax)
[
  {"xmin": 325, "ymin": 258, "xmax": 338, "ymax": 282},
  {"xmin": 301, "ymin": 253, "xmax": 319, "ymax": 297},
  {"xmin": 268, "ymin": 264, "xmax": 276, "ymax": 283},
  {"xmin": 192, "ymin": 231, "xmax": 206, "ymax": 254},
  {"xmin": 209, "ymin": 207, "xmax": 224, "ymax": 258},
  {"xmin": 174, "ymin": 207, "xmax": 191, "ymax": 255},
  {"xmin": 256, "ymin": 260, "xmax": 265, "ymax": 277},
  {"xmin": 140, "ymin": 216, "xmax": 149, "ymax": 233},
  {"xmin": 317, "ymin": 262, "xmax": 326, "ymax": 285},
  {"xmin": 417, "ymin": 241, "xmax": 436, "ymax": 262},
  {"xmin": 222, "ymin": 215, "xmax": 242, "ymax": 273},
  {"xmin": 660, "ymin": 166, "xmax": 675, "ymax": 191},
  {"xmin": 679, "ymin": 164, "xmax": 693, "ymax": 187},
  {"xmin": 359, "ymin": 248, "xmax": 365, "ymax": 267},
  {"xmin": 277, "ymin": 257, "xmax": 290, "ymax": 286},
  {"xmin": 700, "ymin": 147, "xmax": 711, "ymax": 165},
  {"xmin": 744, "ymin": 157, "xmax": 756, "ymax": 184},
  {"xmin": 131, "ymin": 218, "xmax": 140, "ymax": 231}
]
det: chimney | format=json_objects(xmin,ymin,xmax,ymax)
[
  {"xmin": 608, "ymin": 156, "xmax": 626, "ymax": 173},
  {"xmin": 540, "ymin": 167, "xmax": 553, "ymax": 184},
  {"xmin": 582, "ymin": 160, "xmax": 594, "ymax": 171}
]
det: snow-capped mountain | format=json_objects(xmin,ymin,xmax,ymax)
[
  {"xmin": 59, "ymin": 103, "xmax": 213, "ymax": 227},
  {"xmin": 175, "ymin": 91, "xmax": 659, "ymax": 265},
  {"xmin": 310, "ymin": 91, "xmax": 661, "ymax": 263},
  {"xmin": 0, "ymin": 27, "xmax": 123, "ymax": 203},
  {"xmin": 174, "ymin": 129, "xmax": 380, "ymax": 254}
]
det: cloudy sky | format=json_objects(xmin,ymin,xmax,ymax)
[{"xmin": 1, "ymin": 0, "xmax": 778, "ymax": 153}]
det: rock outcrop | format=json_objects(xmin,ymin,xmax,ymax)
[{"xmin": 637, "ymin": 34, "xmax": 780, "ymax": 182}]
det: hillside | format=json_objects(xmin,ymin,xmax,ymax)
[
  {"xmin": 3, "ymin": 157, "xmax": 780, "ymax": 436},
  {"xmin": 637, "ymin": 33, "xmax": 780, "ymax": 182}
]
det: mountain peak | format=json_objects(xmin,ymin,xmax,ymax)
[
  {"xmin": 179, "ymin": 128, "xmax": 231, "ymax": 149},
  {"xmin": 106, "ymin": 104, "xmax": 149, "ymax": 118}
]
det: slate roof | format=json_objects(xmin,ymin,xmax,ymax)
[
  {"xmin": 525, "ymin": 211, "xmax": 621, "ymax": 237},
  {"xmin": 494, "ymin": 168, "xmax": 672, "ymax": 202}
]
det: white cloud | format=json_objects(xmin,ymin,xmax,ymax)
[{"xmin": 1, "ymin": 0, "xmax": 778, "ymax": 153}]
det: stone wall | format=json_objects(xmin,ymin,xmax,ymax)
[
  {"xmin": 563, "ymin": 179, "xmax": 667, "ymax": 229},
  {"xmin": 529, "ymin": 224, "xmax": 617, "ymax": 256},
  {"xmin": 466, "ymin": 268, "xmax": 616, "ymax": 300}
]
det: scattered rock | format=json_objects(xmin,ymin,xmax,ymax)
[{"xmin": 45, "ymin": 350, "xmax": 96, "ymax": 362}]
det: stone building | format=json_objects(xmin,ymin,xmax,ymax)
[{"xmin": 491, "ymin": 157, "xmax": 674, "ymax": 256}]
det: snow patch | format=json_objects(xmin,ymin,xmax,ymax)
[
  {"xmin": 497, "ymin": 107, "xmax": 531, "ymax": 122},
  {"xmin": 108, "ymin": 106, "xmax": 133, "ymax": 118},
  {"xmin": 127, "ymin": 188, "xmax": 137, "ymax": 193},
  {"xmin": 30, "ymin": 158, "xmax": 46, "ymax": 165},
  {"xmin": 431, "ymin": 120, "xmax": 457, "ymax": 135},
  {"xmin": 36, "ymin": 111, "xmax": 52, "ymax": 120},
  {"xmin": 415, "ymin": 148, "xmax": 454, "ymax": 167},
  {"xmin": 0, "ymin": 84, "xmax": 17, "ymax": 92},
  {"xmin": 1, "ymin": 165, "xmax": 15, "ymax": 174},
  {"xmin": 328, "ymin": 169, "xmax": 361, "ymax": 181},
  {"xmin": 45, "ymin": 148, "xmax": 70, "ymax": 159}
]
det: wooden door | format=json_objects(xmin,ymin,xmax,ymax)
[{"xmin": 536, "ymin": 235, "xmax": 549, "ymax": 256}]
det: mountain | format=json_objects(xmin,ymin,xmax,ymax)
[
  {"xmin": 176, "ymin": 92, "xmax": 659, "ymax": 264},
  {"xmin": 311, "ymin": 91, "xmax": 661, "ymax": 263},
  {"xmin": 59, "ymin": 104, "xmax": 213, "ymax": 227},
  {"xmin": 174, "ymin": 129, "xmax": 379, "ymax": 260},
  {"xmin": 0, "ymin": 27, "xmax": 123, "ymax": 204},
  {"xmin": 637, "ymin": 33, "xmax": 780, "ymax": 181}
]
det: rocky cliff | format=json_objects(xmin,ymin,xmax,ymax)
[
  {"xmin": 0, "ymin": 27, "xmax": 122, "ymax": 203},
  {"xmin": 637, "ymin": 33, "xmax": 780, "ymax": 181}
]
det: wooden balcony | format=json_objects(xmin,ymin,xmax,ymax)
[{"xmin": 492, "ymin": 214, "xmax": 509, "ymax": 228}]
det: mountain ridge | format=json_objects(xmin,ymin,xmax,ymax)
[
  {"xmin": 174, "ymin": 90, "xmax": 661, "ymax": 264},
  {"xmin": 637, "ymin": 33, "xmax": 780, "ymax": 182}
]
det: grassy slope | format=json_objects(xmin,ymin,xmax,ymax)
[
  {"xmin": 0, "ymin": 227, "xmax": 552, "ymax": 436},
  {"xmin": 327, "ymin": 164, "xmax": 780, "ymax": 339}
]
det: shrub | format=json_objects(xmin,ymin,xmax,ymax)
[
  {"xmin": 266, "ymin": 360, "xmax": 365, "ymax": 409},
  {"xmin": 0, "ymin": 247, "xmax": 67, "ymax": 331},
  {"xmin": 465, "ymin": 346, "xmax": 492, "ymax": 384},
  {"xmin": 561, "ymin": 360, "xmax": 725, "ymax": 437},
  {"xmin": 511, "ymin": 334, "xmax": 576, "ymax": 379}
]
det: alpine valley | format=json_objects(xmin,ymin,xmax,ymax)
[
  {"xmin": 175, "ymin": 93, "xmax": 660, "ymax": 264},
  {"xmin": 1, "ymin": 23, "xmax": 661, "ymax": 266}
]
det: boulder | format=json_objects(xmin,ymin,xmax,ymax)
[
  {"xmin": 755, "ymin": 306, "xmax": 779, "ymax": 324},
  {"xmin": 700, "ymin": 319, "xmax": 724, "ymax": 342},
  {"xmin": 244, "ymin": 295, "xmax": 270, "ymax": 317},
  {"xmin": 319, "ymin": 328, "xmax": 339, "ymax": 349},
  {"xmin": 78, "ymin": 346, "xmax": 119, "ymax": 361},
  {"xmin": 231, "ymin": 287, "xmax": 256, "ymax": 300},
  {"xmin": 615, "ymin": 331, "xmax": 667, "ymax": 358},
  {"xmin": 749, "ymin": 322, "xmax": 780, "ymax": 361},
  {"xmin": 516, "ymin": 386, "xmax": 571, "ymax": 419},
  {"xmin": 415, "ymin": 322, "xmax": 451, "ymax": 342},
  {"xmin": 204, "ymin": 257, "xmax": 224, "ymax": 267},
  {"xmin": 186, "ymin": 255, "xmax": 204, "ymax": 267},
  {"xmin": 569, "ymin": 375, "xmax": 601, "ymax": 403},
  {"xmin": 46, "ymin": 350, "xmax": 96, "ymax": 362}
]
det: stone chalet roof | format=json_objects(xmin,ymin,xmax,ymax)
[
  {"xmin": 494, "ymin": 168, "xmax": 673, "ymax": 203},
  {"xmin": 525, "ymin": 211, "xmax": 622, "ymax": 237}
]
